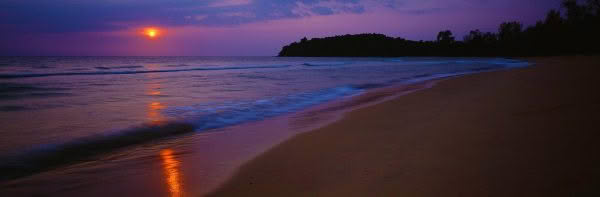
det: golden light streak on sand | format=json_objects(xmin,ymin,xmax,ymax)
[{"xmin": 161, "ymin": 149, "xmax": 183, "ymax": 197}]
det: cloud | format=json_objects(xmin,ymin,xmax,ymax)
[
  {"xmin": 185, "ymin": 15, "xmax": 209, "ymax": 21},
  {"xmin": 0, "ymin": 0, "xmax": 564, "ymax": 55},
  {"xmin": 221, "ymin": 12, "xmax": 257, "ymax": 18},
  {"xmin": 291, "ymin": 1, "xmax": 364, "ymax": 17},
  {"xmin": 209, "ymin": 0, "xmax": 253, "ymax": 7},
  {"xmin": 0, "ymin": 0, "xmax": 369, "ymax": 33}
]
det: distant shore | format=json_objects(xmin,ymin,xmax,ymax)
[
  {"xmin": 208, "ymin": 56, "xmax": 600, "ymax": 196},
  {"xmin": 279, "ymin": 1, "xmax": 600, "ymax": 58}
]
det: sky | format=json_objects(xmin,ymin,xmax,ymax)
[{"xmin": 0, "ymin": 0, "xmax": 563, "ymax": 56}]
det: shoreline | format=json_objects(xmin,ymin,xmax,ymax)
[
  {"xmin": 0, "ymin": 73, "xmax": 446, "ymax": 196},
  {"xmin": 208, "ymin": 56, "xmax": 600, "ymax": 196}
]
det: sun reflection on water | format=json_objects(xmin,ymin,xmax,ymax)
[
  {"xmin": 146, "ymin": 81, "xmax": 167, "ymax": 124},
  {"xmin": 161, "ymin": 149, "xmax": 183, "ymax": 197},
  {"xmin": 147, "ymin": 101, "xmax": 166, "ymax": 124}
]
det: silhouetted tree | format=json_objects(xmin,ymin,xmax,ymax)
[
  {"xmin": 498, "ymin": 22, "xmax": 522, "ymax": 42},
  {"xmin": 590, "ymin": 0, "xmax": 600, "ymax": 15},
  {"xmin": 463, "ymin": 30, "xmax": 498, "ymax": 56},
  {"xmin": 464, "ymin": 30, "xmax": 483, "ymax": 43},
  {"xmin": 436, "ymin": 30, "xmax": 455, "ymax": 44},
  {"xmin": 497, "ymin": 22, "xmax": 523, "ymax": 55},
  {"xmin": 545, "ymin": 9, "xmax": 563, "ymax": 25},
  {"xmin": 563, "ymin": 0, "xmax": 587, "ymax": 22}
]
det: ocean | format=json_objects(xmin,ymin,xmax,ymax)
[{"xmin": 0, "ymin": 56, "xmax": 528, "ymax": 196}]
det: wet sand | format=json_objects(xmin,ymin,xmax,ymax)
[{"xmin": 208, "ymin": 56, "xmax": 600, "ymax": 196}]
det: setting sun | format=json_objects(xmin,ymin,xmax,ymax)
[{"xmin": 143, "ymin": 27, "xmax": 161, "ymax": 39}]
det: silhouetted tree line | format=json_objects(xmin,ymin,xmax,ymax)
[{"xmin": 279, "ymin": 0, "xmax": 600, "ymax": 57}]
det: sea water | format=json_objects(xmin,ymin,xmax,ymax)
[{"xmin": 0, "ymin": 56, "xmax": 528, "ymax": 195}]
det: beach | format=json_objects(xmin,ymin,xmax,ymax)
[
  {"xmin": 1, "ymin": 57, "xmax": 525, "ymax": 196},
  {"xmin": 208, "ymin": 56, "xmax": 600, "ymax": 196},
  {"xmin": 4, "ymin": 0, "xmax": 600, "ymax": 196}
]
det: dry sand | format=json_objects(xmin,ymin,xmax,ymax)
[{"xmin": 208, "ymin": 56, "xmax": 600, "ymax": 197}]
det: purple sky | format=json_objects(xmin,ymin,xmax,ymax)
[{"xmin": 0, "ymin": 0, "xmax": 562, "ymax": 56}]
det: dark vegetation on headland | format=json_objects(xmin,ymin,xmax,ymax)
[{"xmin": 279, "ymin": 0, "xmax": 600, "ymax": 57}]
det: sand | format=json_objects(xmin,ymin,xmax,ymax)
[{"xmin": 207, "ymin": 56, "xmax": 600, "ymax": 197}]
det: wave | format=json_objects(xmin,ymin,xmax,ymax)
[
  {"xmin": 303, "ymin": 62, "xmax": 349, "ymax": 67},
  {"xmin": 0, "ymin": 105, "xmax": 28, "ymax": 112},
  {"xmin": 165, "ymin": 64, "xmax": 193, "ymax": 67},
  {"xmin": 166, "ymin": 86, "xmax": 362, "ymax": 131},
  {"xmin": 0, "ymin": 64, "xmax": 292, "ymax": 79},
  {"xmin": 386, "ymin": 58, "xmax": 530, "ymax": 67},
  {"xmin": 0, "ymin": 85, "xmax": 362, "ymax": 181},
  {"xmin": 0, "ymin": 122, "xmax": 194, "ymax": 181},
  {"xmin": 385, "ymin": 59, "xmax": 451, "ymax": 65},
  {"xmin": 488, "ymin": 58, "xmax": 531, "ymax": 67},
  {"xmin": 95, "ymin": 65, "xmax": 144, "ymax": 70},
  {"xmin": 0, "ymin": 92, "xmax": 72, "ymax": 100},
  {"xmin": 0, "ymin": 83, "xmax": 63, "ymax": 93},
  {"xmin": 236, "ymin": 73, "xmax": 286, "ymax": 81},
  {"xmin": 0, "ymin": 65, "xmax": 524, "ymax": 181},
  {"xmin": 0, "ymin": 83, "xmax": 71, "ymax": 100}
]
